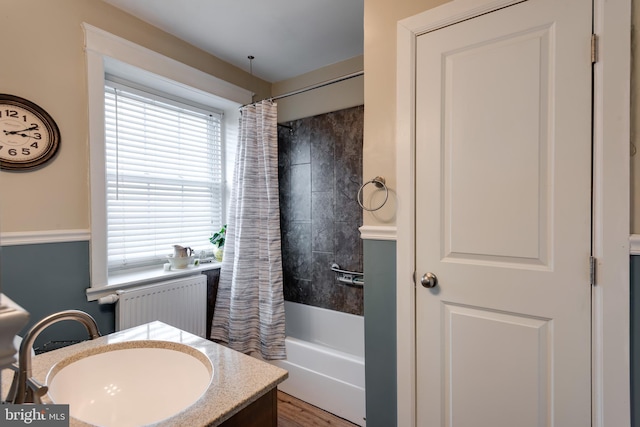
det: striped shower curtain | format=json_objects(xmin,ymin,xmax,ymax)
[{"xmin": 210, "ymin": 100, "xmax": 286, "ymax": 360}]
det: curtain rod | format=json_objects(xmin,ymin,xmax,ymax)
[
  {"xmin": 271, "ymin": 70, "xmax": 364, "ymax": 101},
  {"xmin": 242, "ymin": 70, "xmax": 364, "ymax": 108}
]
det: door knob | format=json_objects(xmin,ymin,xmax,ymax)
[{"xmin": 420, "ymin": 272, "xmax": 438, "ymax": 288}]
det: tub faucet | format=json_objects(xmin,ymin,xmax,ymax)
[{"xmin": 6, "ymin": 310, "xmax": 101, "ymax": 404}]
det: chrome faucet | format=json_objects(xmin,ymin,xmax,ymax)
[{"xmin": 6, "ymin": 310, "xmax": 101, "ymax": 404}]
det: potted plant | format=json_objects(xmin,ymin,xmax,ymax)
[{"xmin": 209, "ymin": 224, "xmax": 226, "ymax": 262}]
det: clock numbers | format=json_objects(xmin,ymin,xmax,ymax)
[
  {"xmin": 0, "ymin": 94, "xmax": 61, "ymax": 170},
  {"xmin": 0, "ymin": 146, "xmax": 36, "ymax": 156},
  {"xmin": 2, "ymin": 109, "xmax": 19, "ymax": 119},
  {"xmin": 1, "ymin": 110, "xmax": 39, "ymax": 124}
]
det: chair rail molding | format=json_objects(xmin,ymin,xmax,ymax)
[
  {"xmin": 630, "ymin": 234, "xmax": 640, "ymax": 255},
  {"xmin": 359, "ymin": 225, "xmax": 397, "ymax": 241},
  {"xmin": 0, "ymin": 229, "xmax": 91, "ymax": 246}
]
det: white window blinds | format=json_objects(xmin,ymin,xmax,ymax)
[{"xmin": 104, "ymin": 82, "xmax": 224, "ymax": 270}]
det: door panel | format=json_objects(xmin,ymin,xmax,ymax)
[
  {"xmin": 444, "ymin": 26, "xmax": 551, "ymax": 266},
  {"xmin": 444, "ymin": 304, "xmax": 551, "ymax": 427},
  {"xmin": 415, "ymin": 0, "xmax": 592, "ymax": 425}
]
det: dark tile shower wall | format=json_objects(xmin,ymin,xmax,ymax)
[{"xmin": 278, "ymin": 105, "xmax": 364, "ymax": 315}]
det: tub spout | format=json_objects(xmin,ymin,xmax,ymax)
[{"xmin": 6, "ymin": 310, "xmax": 101, "ymax": 404}]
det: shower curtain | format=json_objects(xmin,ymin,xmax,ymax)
[{"xmin": 210, "ymin": 100, "xmax": 286, "ymax": 360}]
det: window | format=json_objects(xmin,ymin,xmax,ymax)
[
  {"xmin": 104, "ymin": 80, "xmax": 224, "ymax": 270},
  {"xmin": 84, "ymin": 23, "xmax": 251, "ymax": 298}
]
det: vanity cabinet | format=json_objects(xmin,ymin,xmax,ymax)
[{"xmin": 219, "ymin": 388, "xmax": 277, "ymax": 427}]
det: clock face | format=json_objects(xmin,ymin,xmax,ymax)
[{"xmin": 0, "ymin": 94, "xmax": 60, "ymax": 170}]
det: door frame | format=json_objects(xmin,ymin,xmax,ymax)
[{"xmin": 395, "ymin": 0, "xmax": 631, "ymax": 426}]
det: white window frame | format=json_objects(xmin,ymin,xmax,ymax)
[{"xmin": 83, "ymin": 23, "xmax": 252, "ymax": 301}]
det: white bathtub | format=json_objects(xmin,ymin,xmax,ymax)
[{"xmin": 270, "ymin": 301, "xmax": 366, "ymax": 426}]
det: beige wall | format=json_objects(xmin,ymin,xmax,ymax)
[
  {"xmin": 363, "ymin": 0, "xmax": 447, "ymax": 226},
  {"xmin": 273, "ymin": 56, "xmax": 364, "ymax": 123},
  {"xmin": 363, "ymin": 0, "xmax": 638, "ymax": 232},
  {"xmin": 15, "ymin": 0, "xmax": 626, "ymax": 233},
  {"xmin": 0, "ymin": 0, "xmax": 269, "ymax": 233}
]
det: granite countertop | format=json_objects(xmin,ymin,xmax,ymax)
[{"xmin": 1, "ymin": 321, "xmax": 288, "ymax": 426}]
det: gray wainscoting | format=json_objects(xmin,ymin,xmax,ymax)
[
  {"xmin": 278, "ymin": 105, "xmax": 364, "ymax": 315},
  {"xmin": 1, "ymin": 242, "xmax": 222, "ymax": 352},
  {"xmin": 632, "ymin": 256, "xmax": 640, "ymax": 426},
  {"xmin": 363, "ymin": 238, "xmax": 397, "ymax": 427},
  {"xmin": 1, "ymin": 241, "xmax": 115, "ymax": 351}
]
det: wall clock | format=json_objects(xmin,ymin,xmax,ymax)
[{"xmin": 0, "ymin": 94, "xmax": 60, "ymax": 171}]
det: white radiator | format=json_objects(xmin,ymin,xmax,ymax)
[{"xmin": 116, "ymin": 275, "xmax": 207, "ymax": 337}]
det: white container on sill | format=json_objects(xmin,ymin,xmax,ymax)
[{"xmin": 166, "ymin": 255, "xmax": 195, "ymax": 269}]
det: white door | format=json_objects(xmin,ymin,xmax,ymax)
[{"xmin": 415, "ymin": 0, "xmax": 593, "ymax": 426}]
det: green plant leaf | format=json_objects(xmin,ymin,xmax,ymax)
[{"xmin": 209, "ymin": 224, "xmax": 227, "ymax": 247}]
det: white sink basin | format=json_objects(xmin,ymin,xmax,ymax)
[{"xmin": 46, "ymin": 341, "xmax": 213, "ymax": 427}]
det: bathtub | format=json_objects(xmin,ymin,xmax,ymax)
[{"xmin": 270, "ymin": 301, "xmax": 366, "ymax": 426}]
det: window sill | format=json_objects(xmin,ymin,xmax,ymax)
[{"xmin": 86, "ymin": 261, "xmax": 221, "ymax": 302}]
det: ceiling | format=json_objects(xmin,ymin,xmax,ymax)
[{"xmin": 101, "ymin": 0, "xmax": 364, "ymax": 83}]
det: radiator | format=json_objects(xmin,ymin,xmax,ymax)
[{"xmin": 116, "ymin": 275, "xmax": 207, "ymax": 337}]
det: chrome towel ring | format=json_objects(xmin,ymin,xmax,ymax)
[{"xmin": 357, "ymin": 176, "xmax": 389, "ymax": 211}]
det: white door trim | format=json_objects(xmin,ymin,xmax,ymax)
[
  {"xmin": 395, "ymin": 0, "xmax": 631, "ymax": 426},
  {"xmin": 590, "ymin": 0, "xmax": 631, "ymax": 424}
]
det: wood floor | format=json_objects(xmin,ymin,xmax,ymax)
[{"xmin": 277, "ymin": 391, "xmax": 359, "ymax": 427}]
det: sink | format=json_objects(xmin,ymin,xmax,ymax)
[{"xmin": 46, "ymin": 340, "xmax": 213, "ymax": 427}]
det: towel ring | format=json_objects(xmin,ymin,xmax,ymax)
[{"xmin": 357, "ymin": 176, "xmax": 389, "ymax": 211}]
